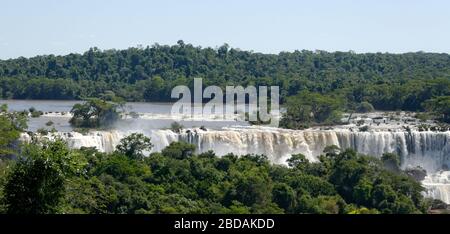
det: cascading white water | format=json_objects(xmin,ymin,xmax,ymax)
[
  {"xmin": 179, "ymin": 128, "xmax": 342, "ymax": 164},
  {"xmin": 20, "ymin": 126, "xmax": 450, "ymax": 203},
  {"xmin": 20, "ymin": 131, "xmax": 126, "ymax": 153},
  {"xmin": 20, "ymin": 129, "xmax": 179, "ymax": 154},
  {"xmin": 423, "ymin": 171, "xmax": 450, "ymax": 204},
  {"xmin": 334, "ymin": 131, "xmax": 450, "ymax": 171},
  {"xmin": 180, "ymin": 127, "xmax": 450, "ymax": 171},
  {"xmin": 21, "ymin": 127, "xmax": 450, "ymax": 170}
]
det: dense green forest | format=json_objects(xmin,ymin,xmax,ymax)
[
  {"xmin": 0, "ymin": 41, "xmax": 449, "ymax": 113},
  {"xmin": 0, "ymin": 105, "xmax": 442, "ymax": 214}
]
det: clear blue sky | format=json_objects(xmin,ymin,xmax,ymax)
[{"xmin": 1, "ymin": 0, "xmax": 449, "ymax": 59}]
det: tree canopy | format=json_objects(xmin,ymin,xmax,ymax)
[
  {"xmin": 0, "ymin": 137, "xmax": 431, "ymax": 214},
  {"xmin": 69, "ymin": 96, "xmax": 123, "ymax": 128},
  {"xmin": 280, "ymin": 91, "xmax": 343, "ymax": 129},
  {"xmin": 423, "ymin": 96, "xmax": 450, "ymax": 123},
  {"xmin": 0, "ymin": 43, "xmax": 448, "ymax": 113}
]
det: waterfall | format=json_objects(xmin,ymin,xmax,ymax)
[
  {"xmin": 179, "ymin": 128, "xmax": 450, "ymax": 171},
  {"xmin": 20, "ymin": 129, "xmax": 179, "ymax": 154},
  {"xmin": 21, "ymin": 127, "xmax": 450, "ymax": 170},
  {"xmin": 20, "ymin": 126, "xmax": 450, "ymax": 203},
  {"xmin": 422, "ymin": 171, "xmax": 450, "ymax": 204},
  {"xmin": 178, "ymin": 128, "xmax": 342, "ymax": 164},
  {"xmin": 333, "ymin": 131, "xmax": 450, "ymax": 171}
]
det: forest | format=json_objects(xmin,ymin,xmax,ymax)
[{"xmin": 0, "ymin": 41, "xmax": 449, "ymax": 113}]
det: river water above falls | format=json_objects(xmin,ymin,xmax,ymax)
[{"xmin": 4, "ymin": 100, "xmax": 450, "ymax": 204}]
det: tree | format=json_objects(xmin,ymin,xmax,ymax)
[
  {"xmin": 355, "ymin": 101, "xmax": 375, "ymax": 113},
  {"xmin": 143, "ymin": 76, "xmax": 165, "ymax": 101},
  {"xmin": 0, "ymin": 104, "xmax": 27, "ymax": 156},
  {"xmin": 69, "ymin": 97, "xmax": 123, "ymax": 128},
  {"xmin": 287, "ymin": 153, "xmax": 309, "ymax": 170},
  {"xmin": 423, "ymin": 96, "xmax": 450, "ymax": 123},
  {"xmin": 170, "ymin": 122, "xmax": 184, "ymax": 133},
  {"xmin": 234, "ymin": 170, "xmax": 273, "ymax": 208},
  {"xmin": 272, "ymin": 183, "xmax": 296, "ymax": 212},
  {"xmin": 381, "ymin": 153, "xmax": 400, "ymax": 173},
  {"xmin": 161, "ymin": 142, "xmax": 196, "ymax": 160},
  {"xmin": 4, "ymin": 139, "xmax": 85, "ymax": 214},
  {"xmin": 329, "ymin": 150, "xmax": 368, "ymax": 201},
  {"xmin": 222, "ymin": 201, "xmax": 250, "ymax": 214},
  {"xmin": 280, "ymin": 91, "xmax": 343, "ymax": 129},
  {"xmin": 296, "ymin": 194, "xmax": 344, "ymax": 214},
  {"xmin": 323, "ymin": 145, "xmax": 341, "ymax": 158},
  {"xmin": 352, "ymin": 177, "xmax": 373, "ymax": 206},
  {"xmin": 116, "ymin": 133, "xmax": 153, "ymax": 160}
]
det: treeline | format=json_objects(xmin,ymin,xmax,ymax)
[{"xmin": 0, "ymin": 41, "xmax": 449, "ymax": 111}]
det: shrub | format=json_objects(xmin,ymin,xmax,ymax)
[
  {"xmin": 356, "ymin": 102, "xmax": 375, "ymax": 113},
  {"xmin": 170, "ymin": 122, "xmax": 184, "ymax": 133}
]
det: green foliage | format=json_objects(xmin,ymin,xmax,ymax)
[
  {"xmin": 30, "ymin": 109, "xmax": 43, "ymax": 118},
  {"xmin": 220, "ymin": 201, "xmax": 251, "ymax": 214},
  {"xmin": 0, "ymin": 159, "xmax": 13, "ymax": 213},
  {"xmin": 415, "ymin": 112, "xmax": 431, "ymax": 122},
  {"xmin": 0, "ymin": 139, "xmax": 429, "ymax": 214},
  {"xmin": 3, "ymin": 139, "xmax": 86, "ymax": 214},
  {"xmin": 170, "ymin": 122, "xmax": 184, "ymax": 133},
  {"xmin": 359, "ymin": 125, "xmax": 370, "ymax": 132},
  {"xmin": 37, "ymin": 127, "xmax": 49, "ymax": 135},
  {"xmin": 280, "ymin": 91, "xmax": 343, "ymax": 129},
  {"xmin": 296, "ymin": 195, "xmax": 345, "ymax": 214},
  {"xmin": 323, "ymin": 145, "xmax": 341, "ymax": 158},
  {"xmin": 345, "ymin": 205, "xmax": 380, "ymax": 214},
  {"xmin": 161, "ymin": 142, "xmax": 195, "ymax": 160},
  {"xmin": 324, "ymin": 149, "xmax": 423, "ymax": 214},
  {"xmin": 69, "ymin": 97, "xmax": 123, "ymax": 128},
  {"xmin": 0, "ymin": 104, "xmax": 27, "ymax": 155},
  {"xmin": 286, "ymin": 153, "xmax": 309, "ymax": 169},
  {"xmin": 233, "ymin": 168, "xmax": 273, "ymax": 208},
  {"xmin": 423, "ymin": 96, "xmax": 450, "ymax": 123},
  {"xmin": 356, "ymin": 101, "xmax": 375, "ymax": 113},
  {"xmin": 381, "ymin": 153, "xmax": 401, "ymax": 172},
  {"xmin": 272, "ymin": 183, "xmax": 296, "ymax": 212},
  {"xmin": 93, "ymin": 154, "xmax": 151, "ymax": 181},
  {"xmin": 116, "ymin": 133, "xmax": 153, "ymax": 160},
  {"xmin": 0, "ymin": 44, "xmax": 448, "ymax": 114},
  {"xmin": 64, "ymin": 140, "xmax": 421, "ymax": 214}
]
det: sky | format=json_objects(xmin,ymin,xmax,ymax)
[{"xmin": 1, "ymin": 0, "xmax": 450, "ymax": 59}]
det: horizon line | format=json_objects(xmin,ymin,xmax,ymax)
[{"xmin": 2, "ymin": 41, "xmax": 450, "ymax": 61}]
